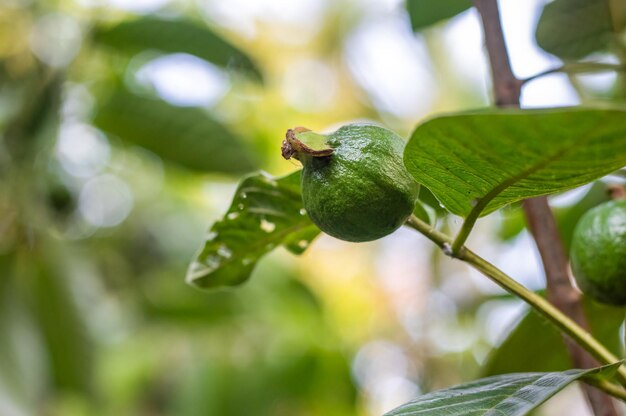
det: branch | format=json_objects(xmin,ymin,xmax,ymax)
[
  {"xmin": 473, "ymin": 0, "xmax": 620, "ymax": 413},
  {"xmin": 405, "ymin": 214, "xmax": 626, "ymax": 387},
  {"xmin": 473, "ymin": 0, "xmax": 521, "ymax": 107},
  {"xmin": 521, "ymin": 63, "xmax": 626, "ymax": 85}
]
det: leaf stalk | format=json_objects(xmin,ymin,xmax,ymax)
[{"xmin": 405, "ymin": 214, "xmax": 626, "ymax": 387}]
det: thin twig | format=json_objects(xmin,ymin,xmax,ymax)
[
  {"xmin": 522, "ymin": 63, "xmax": 626, "ymax": 85},
  {"xmin": 473, "ymin": 0, "xmax": 620, "ymax": 413}
]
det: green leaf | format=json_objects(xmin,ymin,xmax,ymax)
[
  {"xmin": 93, "ymin": 17, "xmax": 262, "ymax": 80},
  {"xmin": 187, "ymin": 170, "xmax": 319, "ymax": 290},
  {"xmin": 283, "ymin": 225, "xmax": 321, "ymax": 255},
  {"xmin": 93, "ymin": 90, "xmax": 257, "ymax": 173},
  {"xmin": 405, "ymin": 0, "xmax": 472, "ymax": 31},
  {"xmin": 483, "ymin": 296, "xmax": 624, "ymax": 376},
  {"xmin": 535, "ymin": 0, "xmax": 623, "ymax": 60},
  {"xmin": 385, "ymin": 364, "xmax": 619, "ymax": 416},
  {"xmin": 404, "ymin": 108, "xmax": 626, "ymax": 219}
]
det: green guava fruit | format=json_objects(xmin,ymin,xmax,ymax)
[
  {"xmin": 570, "ymin": 199, "xmax": 626, "ymax": 305},
  {"xmin": 281, "ymin": 124, "xmax": 419, "ymax": 242}
]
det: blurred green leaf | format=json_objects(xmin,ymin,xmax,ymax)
[
  {"xmin": 187, "ymin": 170, "xmax": 319, "ymax": 290},
  {"xmin": 405, "ymin": 0, "xmax": 472, "ymax": 31},
  {"xmin": 0, "ymin": 255, "xmax": 35, "ymax": 413},
  {"xmin": 93, "ymin": 90, "xmax": 257, "ymax": 173},
  {"xmin": 483, "ymin": 296, "xmax": 624, "ymax": 376},
  {"xmin": 535, "ymin": 0, "xmax": 623, "ymax": 60},
  {"xmin": 404, "ymin": 108, "xmax": 626, "ymax": 218},
  {"xmin": 140, "ymin": 287, "xmax": 240, "ymax": 324},
  {"xmin": 418, "ymin": 185, "xmax": 448, "ymax": 217},
  {"xmin": 93, "ymin": 17, "xmax": 262, "ymax": 80},
  {"xmin": 497, "ymin": 205, "xmax": 525, "ymax": 241},
  {"xmin": 23, "ymin": 250, "xmax": 94, "ymax": 394},
  {"xmin": 386, "ymin": 364, "xmax": 619, "ymax": 416},
  {"xmin": 175, "ymin": 348, "xmax": 355, "ymax": 416}
]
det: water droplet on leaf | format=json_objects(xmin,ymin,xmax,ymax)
[
  {"xmin": 260, "ymin": 218, "xmax": 276, "ymax": 233},
  {"xmin": 204, "ymin": 254, "xmax": 221, "ymax": 270},
  {"xmin": 217, "ymin": 245, "xmax": 232, "ymax": 259}
]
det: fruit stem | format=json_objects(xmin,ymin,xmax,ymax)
[{"xmin": 405, "ymin": 214, "xmax": 626, "ymax": 386}]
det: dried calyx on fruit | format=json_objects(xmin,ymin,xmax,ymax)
[{"xmin": 282, "ymin": 124, "xmax": 419, "ymax": 242}]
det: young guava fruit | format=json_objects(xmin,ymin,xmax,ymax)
[
  {"xmin": 570, "ymin": 199, "xmax": 626, "ymax": 305},
  {"xmin": 281, "ymin": 124, "xmax": 419, "ymax": 242}
]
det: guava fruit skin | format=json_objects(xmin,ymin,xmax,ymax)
[
  {"xmin": 299, "ymin": 124, "xmax": 419, "ymax": 242},
  {"xmin": 570, "ymin": 199, "xmax": 626, "ymax": 305}
]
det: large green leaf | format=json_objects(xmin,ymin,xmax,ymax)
[
  {"xmin": 93, "ymin": 90, "xmax": 257, "ymax": 173},
  {"xmin": 404, "ymin": 108, "xmax": 626, "ymax": 219},
  {"xmin": 187, "ymin": 170, "xmax": 319, "ymax": 290},
  {"xmin": 93, "ymin": 17, "xmax": 262, "ymax": 80},
  {"xmin": 385, "ymin": 364, "xmax": 619, "ymax": 416},
  {"xmin": 535, "ymin": 0, "xmax": 623, "ymax": 60},
  {"xmin": 483, "ymin": 296, "xmax": 624, "ymax": 376},
  {"xmin": 405, "ymin": 0, "xmax": 472, "ymax": 31}
]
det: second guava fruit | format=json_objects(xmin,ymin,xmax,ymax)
[
  {"xmin": 570, "ymin": 199, "xmax": 626, "ymax": 305},
  {"xmin": 283, "ymin": 124, "xmax": 419, "ymax": 242}
]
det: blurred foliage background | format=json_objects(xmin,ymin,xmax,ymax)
[{"xmin": 1, "ymin": 0, "xmax": 625, "ymax": 415}]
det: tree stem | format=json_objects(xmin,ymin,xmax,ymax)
[
  {"xmin": 473, "ymin": 0, "xmax": 621, "ymax": 413},
  {"xmin": 590, "ymin": 379, "xmax": 626, "ymax": 403}
]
